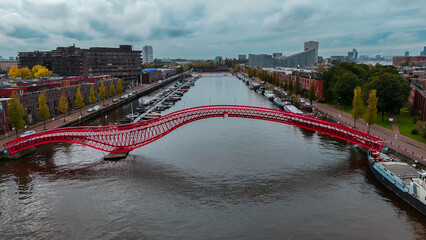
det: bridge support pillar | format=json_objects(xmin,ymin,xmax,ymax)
[{"xmin": 104, "ymin": 151, "xmax": 130, "ymax": 161}]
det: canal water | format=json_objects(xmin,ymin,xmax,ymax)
[{"xmin": 0, "ymin": 74, "xmax": 425, "ymax": 239}]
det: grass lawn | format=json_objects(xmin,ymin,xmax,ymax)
[
  {"xmin": 395, "ymin": 108, "xmax": 426, "ymax": 144},
  {"xmin": 337, "ymin": 105, "xmax": 393, "ymax": 130}
]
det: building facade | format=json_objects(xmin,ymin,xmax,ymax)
[
  {"xmin": 238, "ymin": 54, "xmax": 247, "ymax": 60},
  {"xmin": 142, "ymin": 45, "xmax": 153, "ymax": 64},
  {"xmin": 81, "ymin": 45, "xmax": 142, "ymax": 83},
  {"xmin": 304, "ymin": 41, "xmax": 319, "ymax": 63},
  {"xmin": 393, "ymin": 56, "xmax": 426, "ymax": 66},
  {"xmin": 0, "ymin": 60, "xmax": 18, "ymax": 71},
  {"xmin": 249, "ymin": 49, "xmax": 317, "ymax": 68}
]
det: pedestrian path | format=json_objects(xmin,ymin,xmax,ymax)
[{"xmin": 313, "ymin": 101, "xmax": 426, "ymax": 165}]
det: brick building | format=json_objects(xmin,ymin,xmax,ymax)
[{"xmin": 0, "ymin": 60, "xmax": 18, "ymax": 71}]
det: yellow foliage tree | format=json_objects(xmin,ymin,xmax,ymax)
[
  {"xmin": 351, "ymin": 86, "xmax": 363, "ymax": 128},
  {"xmin": 109, "ymin": 81, "xmax": 116, "ymax": 97},
  {"xmin": 364, "ymin": 90, "xmax": 378, "ymax": 133},
  {"xmin": 38, "ymin": 91, "xmax": 51, "ymax": 130},
  {"xmin": 98, "ymin": 81, "xmax": 107, "ymax": 105},
  {"xmin": 20, "ymin": 67, "xmax": 32, "ymax": 79},
  {"xmin": 31, "ymin": 65, "xmax": 43, "ymax": 77},
  {"xmin": 75, "ymin": 87, "xmax": 84, "ymax": 114},
  {"xmin": 59, "ymin": 91, "xmax": 68, "ymax": 122},
  {"xmin": 116, "ymin": 78, "xmax": 124, "ymax": 95},
  {"xmin": 89, "ymin": 84, "xmax": 96, "ymax": 104},
  {"xmin": 7, "ymin": 91, "xmax": 26, "ymax": 137},
  {"xmin": 34, "ymin": 67, "xmax": 53, "ymax": 78},
  {"xmin": 8, "ymin": 65, "xmax": 20, "ymax": 79}
]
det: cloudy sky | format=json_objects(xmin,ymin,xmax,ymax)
[{"xmin": 0, "ymin": 0, "xmax": 425, "ymax": 59}]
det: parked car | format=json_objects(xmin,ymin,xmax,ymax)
[
  {"xmin": 94, "ymin": 105, "xmax": 100, "ymax": 111},
  {"xmin": 113, "ymin": 98, "xmax": 118, "ymax": 102},
  {"xmin": 87, "ymin": 107, "xmax": 95, "ymax": 112},
  {"xmin": 20, "ymin": 130, "xmax": 36, "ymax": 138},
  {"xmin": 299, "ymin": 98, "xmax": 306, "ymax": 104}
]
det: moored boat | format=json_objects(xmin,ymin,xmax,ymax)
[
  {"xmin": 263, "ymin": 90, "xmax": 275, "ymax": 100},
  {"xmin": 368, "ymin": 150, "xmax": 426, "ymax": 215},
  {"xmin": 283, "ymin": 105, "xmax": 304, "ymax": 114},
  {"xmin": 273, "ymin": 97, "xmax": 292, "ymax": 109}
]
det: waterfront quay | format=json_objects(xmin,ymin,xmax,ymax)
[{"xmin": 0, "ymin": 74, "xmax": 424, "ymax": 239}]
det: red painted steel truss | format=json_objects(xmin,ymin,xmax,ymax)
[{"xmin": 5, "ymin": 105, "xmax": 386, "ymax": 155}]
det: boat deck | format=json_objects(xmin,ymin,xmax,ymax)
[{"xmin": 382, "ymin": 162, "xmax": 419, "ymax": 179}]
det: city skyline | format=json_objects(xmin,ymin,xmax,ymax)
[{"xmin": 0, "ymin": 0, "xmax": 425, "ymax": 59}]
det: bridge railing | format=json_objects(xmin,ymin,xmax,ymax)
[{"xmin": 4, "ymin": 105, "xmax": 385, "ymax": 155}]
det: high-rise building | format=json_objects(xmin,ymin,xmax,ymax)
[
  {"xmin": 238, "ymin": 54, "xmax": 247, "ymax": 60},
  {"xmin": 348, "ymin": 49, "xmax": 357, "ymax": 60},
  {"xmin": 142, "ymin": 45, "xmax": 153, "ymax": 63},
  {"xmin": 273, "ymin": 52, "xmax": 283, "ymax": 58},
  {"xmin": 215, "ymin": 56, "xmax": 222, "ymax": 64},
  {"xmin": 405, "ymin": 51, "xmax": 409, "ymax": 57},
  {"xmin": 304, "ymin": 41, "xmax": 319, "ymax": 63},
  {"xmin": 421, "ymin": 46, "xmax": 426, "ymax": 56}
]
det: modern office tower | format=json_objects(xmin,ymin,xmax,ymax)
[
  {"xmin": 238, "ymin": 54, "xmax": 247, "ymax": 60},
  {"xmin": 273, "ymin": 52, "xmax": 283, "ymax": 58},
  {"xmin": 142, "ymin": 45, "xmax": 153, "ymax": 64},
  {"xmin": 405, "ymin": 51, "xmax": 409, "ymax": 57},
  {"xmin": 304, "ymin": 41, "xmax": 319, "ymax": 63}
]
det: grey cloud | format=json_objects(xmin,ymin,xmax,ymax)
[
  {"xmin": 150, "ymin": 28, "xmax": 193, "ymax": 39},
  {"xmin": 7, "ymin": 26, "xmax": 48, "ymax": 39},
  {"xmin": 62, "ymin": 30, "xmax": 93, "ymax": 41},
  {"xmin": 89, "ymin": 20, "xmax": 117, "ymax": 36}
]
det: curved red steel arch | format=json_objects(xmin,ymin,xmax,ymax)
[{"xmin": 4, "ymin": 105, "xmax": 386, "ymax": 155}]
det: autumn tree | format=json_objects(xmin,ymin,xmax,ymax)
[
  {"xmin": 20, "ymin": 67, "xmax": 32, "ymax": 79},
  {"xmin": 364, "ymin": 90, "xmax": 378, "ymax": 133},
  {"xmin": 31, "ymin": 65, "xmax": 43, "ymax": 76},
  {"xmin": 8, "ymin": 65, "xmax": 20, "ymax": 79},
  {"xmin": 116, "ymin": 78, "xmax": 124, "ymax": 95},
  {"xmin": 89, "ymin": 84, "xmax": 96, "ymax": 104},
  {"xmin": 308, "ymin": 80, "xmax": 315, "ymax": 104},
  {"xmin": 288, "ymin": 77, "xmax": 294, "ymax": 95},
  {"xmin": 109, "ymin": 81, "xmax": 116, "ymax": 97},
  {"xmin": 38, "ymin": 91, "xmax": 50, "ymax": 130},
  {"xmin": 59, "ymin": 91, "xmax": 68, "ymax": 122},
  {"xmin": 7, "ymin": 91, "xmax": 26, "ymax": 137},
  {"xmin": 294, "ymin": 75, "xmax": 300, "ymax": 97},
  {"xmin": 74, "ymin": 87, "xmax": 84, "ymax": 114},
  {"xmin": 98, "ymin": 81, "xmax": 107, "ymax": 105},
  {"xmin": 351, "ymin": 86, "xmax": 363, "ymax": 128}
]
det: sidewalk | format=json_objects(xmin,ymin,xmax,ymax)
[
  {"xmin": 312, "ymin": 101, "xmax": 426, "ymax": 165},
  {"xmin": 0, "ymin": 83, "xmax": 154, "ymax": 150}
]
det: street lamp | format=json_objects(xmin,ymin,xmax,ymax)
[
  {"xmin": 105, "ymin": 115, "xmax": 108, "ymax": 126},
  {"xmin": 339, "ymin": 114, "xmax": 342, "ymax": 124},
  {"xmin": 79, "ymin": 115, "xmax": 81, "ymax": 127},
  {"xmin": 52, "ymin": 117, "xmax": 55, "ymax": 129}
]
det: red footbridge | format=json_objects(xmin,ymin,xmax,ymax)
[{"xmin": 5, "ymin": 105, "xmax": 386, "ymax": 155}]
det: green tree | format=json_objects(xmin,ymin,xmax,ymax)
[
  {"xmin": 38, "ymin": 91, "xmax": 50, "ymax": 130},
  {"xmin": 364, "ymin": 90, "xmax": 378, "ymax": 133},
  {"xmin": 59, "ymin": 91, "xmax": 68, "ymax": 122},
  {"xmin": 294, "ymin": 75, "xmax": 301, "ymax": 96},
  {"xmin": 74, "ymin": 87, "xmax": 84, "ymax": 114},
  {"xmin": 333, "ymin": 71, "xmax": 359, "ymax": 110},
  {"xmin": 364, "ymin": 73, "xmax": 410, "ymax": 120},
  {"xmin": 98, "ymin": 81, "xmax": 107, "ymax": 105},
  {"xmin": 351, "ymin": 86, "xmax": 363, "ymax": 128},
  {"xmin": 288, "ymin": 77, "xmax": 294, "ymax": 95},
  {"xmin": 283, "ymin": 79, "xmax": 288, "ymax": 91},
  {"xmin": 109, "ymin": 81, "xmax": 116, "ymax": 97},
  {"xmin": 308, "ymin": 80, "xmax": 315, "ymax": 104},
  {"xmin": 116, "ymin": 78, "xmax": 124, "ymax": 95},
  {"xmin": 89, "ymin": 84, "xmax": 96, "ymax": 104},
  {"xmin": 7, "ymin": 91, "xmax": 26, "ymax": 137}
]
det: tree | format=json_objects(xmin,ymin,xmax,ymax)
[
  {"xmin": 34, "ymin": 67, "xmax": 53, "ymax": 78},
  {"xmin": 109, "ymin": 81, "xmax": 116, "ymax": 97},
  {"xmin": 20, "ymin": 67, "xmax": 32, "ymax": 79},
  {"xmin": 31, "ymin": 65, "xmax": 43, "ymax": 77},
  {"xmin": 89, "ymin": 84, "xmax": 96, "ymax": 104},
  {"xmin": 364, "ymin": 90, "xmax": 378, "ymax": 133},
  {"xmin": 365, "ymin": 72, "xmax": 410, "ymax": 120},
  {"xmin": 288, "ymin": 77, "xmax": 294, "ymax": 95},
  {"xmin": 294, "ymin": 75, "xmax": 300, "ymax": 97},
  {"xmin": 116, "ymin": 78, "xmax": 124, "ymax": 95},
  {"xmin": 74, "ymin": 87, "xmax": 84, "ymax": 114},
  {"xmin": 351, "ymin": 86, "xmax": 363, "ymax": 128},
  {"xmin": 98, "ymin": 81, "xmax": 107, "ymax": 105},
  {"xmin": 59, "ymin": 91, "xmax": 68, "ymax": 122},
  {"xmin": 38, "ymin": 91, "xmax": 51, "ymax": 130},
  {"xmin": 416, "ymin": 121, "xmax": 426, "ymax": 139},
  {"xmin": 308, "ymin": 80, "xmax": 315, "ymax": 104},
  {"xmin": 283, "ymin": 79, "xmax": 288, "ymax": 91},
  {"xmin": 7, "ymin": 91, "xmax": 26, "ymax": 137},
  {"xmin": 333, "ymin": 71, "xmax": 359, "ymax": 110},
  {"xmin": 8, "ymin": 65, "xmax": 20, "ymax": 79}
]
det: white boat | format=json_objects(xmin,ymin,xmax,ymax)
[
  {"xmin": 263, "ymin": 90, "xmax": 275, "ymax": 100},
  {"xmin": 283, "ymin": 105, "xmax": 304, "ymax": 114},
  {"xmin": 368, "ymin": 150, "xmax": 426, "ymax": 215}
]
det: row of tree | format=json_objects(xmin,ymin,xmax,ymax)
[
  {"xmin": 8, "ymin": 65, "xmax": 53, "ymax": 79},
  {"xmin": 322, "ymin": 62, "xmax": 410, "ymax": 120},
  {"xmin": 6, "ymin": 79, "xmax": 124, "ymax": 136}
]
